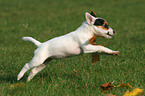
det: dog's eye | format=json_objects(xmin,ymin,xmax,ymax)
[
  {"xmin": 104, "ymin": 24, "xmax": 109, "ymax": 29},
  {"xmin": 94, "ymin": 19, "xmax": 104, "ymax": 26}
]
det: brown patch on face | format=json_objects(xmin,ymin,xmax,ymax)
[
  {"xmin": 104, "ymin": 21, "xmax": 108, "ymax": 25},
  {"xmin": 97, "ymin": 26, "xmax": 108, "ymax": 30},
  {"xmin": 96, "ymin": 21, "xmax": 109, "ymax": 30}
]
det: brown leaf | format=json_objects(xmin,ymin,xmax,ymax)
[
  {"xmin": 73, "ymin": 69, "xmax": 77, "ymax": 72},
  {"xmin": 10, "ymin": 83, "xmax": 25, "ymax": 88},
  {"xmin": 117, "ymin": 82, "xmax": 133, "ymax": 88},
  {"xmin": 89, "ymin": 35, "xmax": 112, "ymax": 64},
  {"xmin": 92, "ymin": 54, "xmax": 100, "ymax": 65},
  {"xmin": 100, "ymin": 82, "xmax": 114, "ymax": 92},
  {"xmin": 89, "ymin": 36, "xmax": 97, "ymax": 45},
  {"xmin": 89, "ymin": 35, "xmax": 110, "ymax": 46}
]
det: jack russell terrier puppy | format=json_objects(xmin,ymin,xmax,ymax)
[{"xmin": 17, "ymin": 11, "xmax": 119, "ymax": 82}]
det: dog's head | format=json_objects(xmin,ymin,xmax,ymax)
[{"xmin": 85, "ymin": 11, "xmax": 115, "ymax": 38}]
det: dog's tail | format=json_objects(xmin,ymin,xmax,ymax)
[{"xmin": 22, "ymin": 37, "xmax": 41, "ymax": 47}]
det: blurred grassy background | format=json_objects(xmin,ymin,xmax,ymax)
[{"xmin": 0, "ymin": 0, "xmax": 144, "ymax": 95}]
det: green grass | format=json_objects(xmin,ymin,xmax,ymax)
[{"xmin": 0, "ymin": 0, "xmax": 144, "ymax": 95}]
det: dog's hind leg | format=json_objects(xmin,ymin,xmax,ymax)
[
  {"xmin": 17, "ymin": 60, "xmax": 44, "ymax": 81},
  {"xmin": 27, "ymin": 64, "xmax": 46, "ymax": 82},
  {"xmin": 17, "ymin": 54, "xmax": 49, "ymax": 81},
  {"xmin": 17, "ymin": 63, "xmax": 30, "ymax": 80},
  {"xmin": 27, "ymin": 58, "xmax": 52, "ymax": 82}
]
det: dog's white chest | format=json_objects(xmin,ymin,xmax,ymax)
[{"xmin": 51, "ymin": 47, "xmax": 81, "ymax": 59}]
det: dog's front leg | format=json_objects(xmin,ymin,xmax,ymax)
[{"xmin": 82, "ymin": 44, "xmax": 119, "ymax": 55}]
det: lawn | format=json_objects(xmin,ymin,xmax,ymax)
[{"xmin": 0, "ymin": 0, "xmax": 144, "ymax": 96}]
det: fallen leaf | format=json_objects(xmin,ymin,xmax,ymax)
[
  {"xmin": 89, "ymin": 36, "xmax": 111, "ymax": 64},
  {"xmin": 10, "ymin": 83, "xmax": 25, "ymax": 88},
  {"xmin": 130, "ymin": 88, "xmax": 144, "ymax": 96},
  {"xmin": 117, "ymin": 82, "xmax": 133, "ymax": 88},
  {"xmin": 89, "ymin": 35, "xmax": 110, "ymax": 46},
  {"xmin": 105, "ymin": 94, "xmax": 116, "ymax": 96},
  {"xmin": 123, "ymin": 88, "xmax": 144, "ymax": 96},
  {"xmin": 73, "ymin": 69, "xmax": 77, "ymax": 72},
  {"xmin": 89, "ymin": 36, "xmax": 97, "ymax": 45},
  {"xmin": 123, "ymin": 89, "xmax": 130, "ymax": 96},
  {"xmin": 92, "ymin": 54, "xmax": 100, "ymax": 65},
  {"xmin": 100, "ymin": 82, "xmax": 114, "ymax": 92},
  {"xmin": 10, "ymin": 84, "xmax": 15, "ymax": 88}
]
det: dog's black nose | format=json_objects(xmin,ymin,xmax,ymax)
[{"xmin": 113, "ymin": 30, "xmax": 115, "ymax": 33}]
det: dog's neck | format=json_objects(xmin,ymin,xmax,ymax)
[
  {"xmin": 71, "ymin": 21, "xmax": 96, "ymax": 45},
  {"xmin": 76, "ymin": 21, "xmax": 95, "ymax": 37}
]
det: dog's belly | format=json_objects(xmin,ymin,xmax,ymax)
[
  {"xmin": 65, "ymin": 46, "xmax": 82, "ymax": 55},
  {"xmin": 50, "ymin": 47, "xmax": 82, "ymax": 59}
]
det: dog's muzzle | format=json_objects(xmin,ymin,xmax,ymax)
[
  {"xmin": 107, "ymin": 31, "xmax": 113, "ymax": 36},
  {"xmin": 107, "ymin": 30, "xmax": 115, "ymax": 36}
]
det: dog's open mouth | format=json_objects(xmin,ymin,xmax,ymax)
[
  {"xmin": 106, "ymin": 32, "xmax": 113, "ymax": 38},
  {"xmin": 107, "ymin": 32, "xmax": 112, "ymax": 36}
]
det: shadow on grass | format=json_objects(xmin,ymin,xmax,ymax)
[
  {"xmin": 0, "ymin": 69, "xmax": 82, "ymax": 84},
  {"xmin": 62, "ymin": 73, "xmax": 81, "ymax": 81},
  {"xmin": 34, "ymin": 71, "xmax": 82, "ymax": 83},
  {"xmin": 0, "ymin": 75, "xmax": 28, "ymax": 83}
]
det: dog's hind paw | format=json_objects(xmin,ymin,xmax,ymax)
[
  {"xmin": 27, "ymin": 77, "xmax": 31, "ymax": 82},
  {"xmin": 17, "ymin": 74, "xmax": 23, "ymax": 81}
]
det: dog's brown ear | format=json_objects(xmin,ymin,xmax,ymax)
[{"xmin": 90, "ymin": 11, "xmax": 97, "ymax": 17}]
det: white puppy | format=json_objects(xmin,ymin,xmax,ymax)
[{"xmin": 17, "ymin": 12, "xmax": 119, "ymax": 82}]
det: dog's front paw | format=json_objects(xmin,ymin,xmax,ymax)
[
  {"xmin": 112, "ymin": 51, "xmax": 119, "ymax": 56},
  {"xmin": 108, "ymin": 51, "xmax": 119, "ymax": 56}
]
